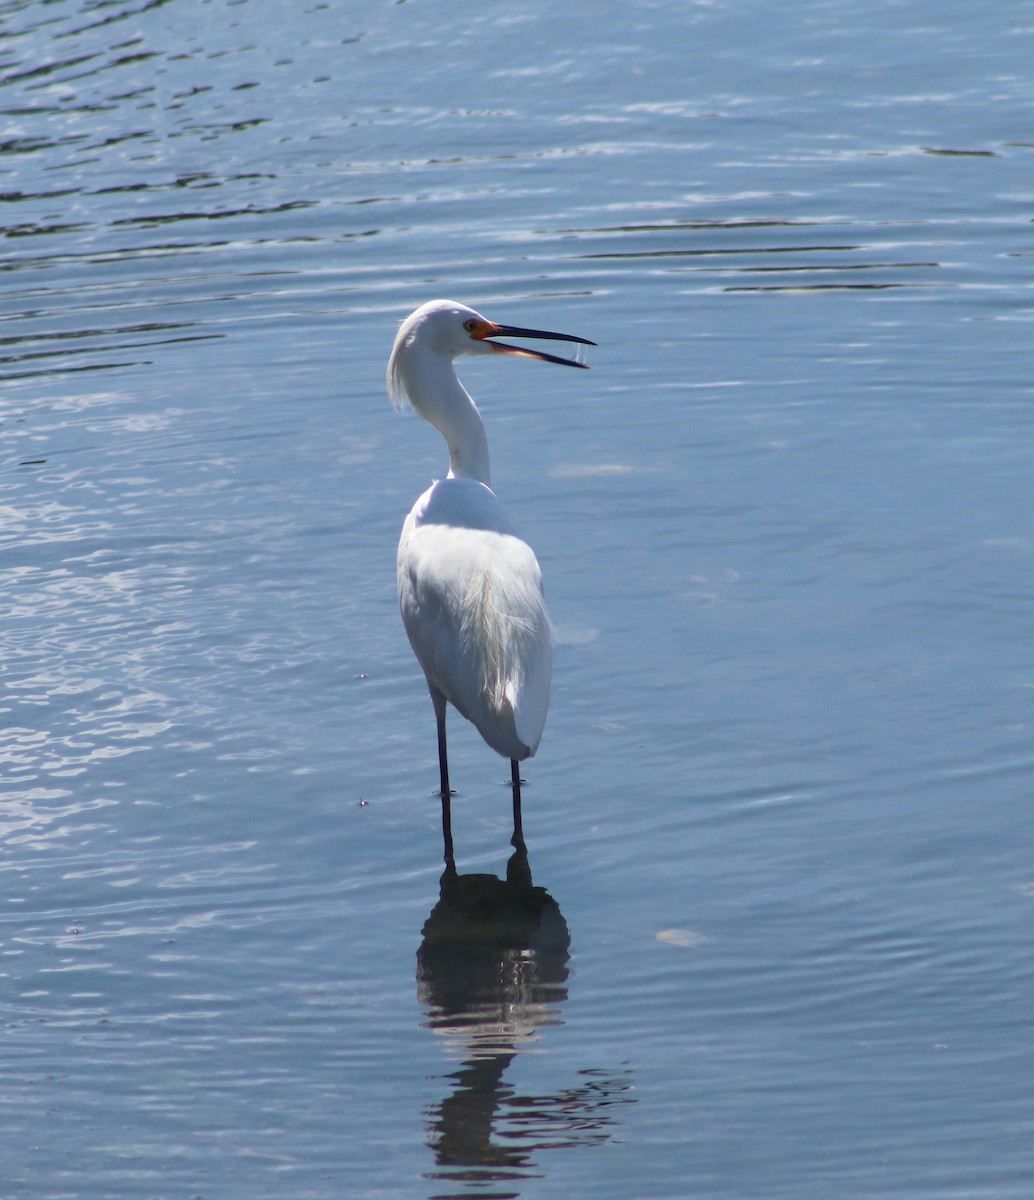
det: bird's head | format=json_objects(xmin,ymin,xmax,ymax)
[{"xmin": 388, "ymin": 299, "xmax": 594, "ymax": 410}]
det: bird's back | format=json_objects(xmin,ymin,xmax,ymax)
[{"xmin": 398, "ymin": 478, "xmax": 552, "ymax": 761}]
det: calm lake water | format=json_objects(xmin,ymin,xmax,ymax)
[{"xmin": 3, "ymin": 1, "xmax": 1034, "ymax": 1196}]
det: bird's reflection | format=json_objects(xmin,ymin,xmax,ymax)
[{"xmin": 417, "ymin": 843, "xmax": 633, "ymax": 1195}]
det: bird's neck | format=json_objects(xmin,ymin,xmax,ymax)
[{"xmin": 403, "ymin": 351, "xmax": 492, "ymax": 486}]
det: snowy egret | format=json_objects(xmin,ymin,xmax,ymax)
[{"xmin": 388, "ymin": 299, "xmax": 594, "ymax": 860}]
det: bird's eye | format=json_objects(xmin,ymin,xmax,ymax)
[{"xmin": 463, "ymin": 319, "xmax": 479, "ymax": 333}]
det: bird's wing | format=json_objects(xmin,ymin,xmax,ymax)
[{"xmin": 398, "ymin": 481, "xmax": 552, "ymax": 759}]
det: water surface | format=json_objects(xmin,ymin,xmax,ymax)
[{"xmin": 3, "ymin": 1, "xmax": 1034, "ymax": 1196}]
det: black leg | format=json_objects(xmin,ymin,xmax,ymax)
[
  {"xmin": 440, "ymin": 791, "xmax": 454, "ymax": 865},
  {"xmin": 431, "ymin": 689, "xmax": 454, "ymax": 864},
  {"xmin": 510, "ymin": 758, "xmax": 525, "ymax": 853},
  {"xmin": 433, "ymin": 691, "xmax": 451, "ymax": 799}
]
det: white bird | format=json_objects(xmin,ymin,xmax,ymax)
[{"xmin": 388, "ymin": 299, "xmax": 594, "ymax": 860}]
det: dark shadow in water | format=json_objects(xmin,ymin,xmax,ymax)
[{"xmin": 417, "ymin": 845, "xmax": 634, "ymax": 1199}]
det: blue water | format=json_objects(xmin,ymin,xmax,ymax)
[{"xmin": 3, "ymin": 1, "xmax": 1034, "ymax": 1196}]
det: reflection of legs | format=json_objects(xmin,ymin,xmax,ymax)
[
  {"xmin": 510, "ymin": 759, "xmax": 525, "ymax": 853},
  {"xmin": 431, "ymin": 689, "xmax": 454, "ymax": 863}
]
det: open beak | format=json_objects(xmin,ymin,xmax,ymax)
[{"xmin": 477, "ymin": 322, "xmax": 596, "ymax": 369}]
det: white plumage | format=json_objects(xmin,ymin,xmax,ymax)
[
  {"xmin": 388, "ymin": 299, "xmax": 593, "ymax": 856},
  {"xmin": 398, "ymin": 475, "xmax": 552, "ymax": 761}
]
